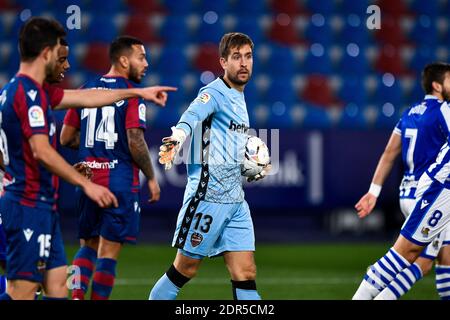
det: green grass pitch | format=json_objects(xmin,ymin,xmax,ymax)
[{"xmin": 65, "ymin": 243, "xmax": 439, "ymax": 300}]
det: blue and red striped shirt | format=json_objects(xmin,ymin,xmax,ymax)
[
  {"xmin": 0, "ymin": 74, "xmax": 64, "ymax": 209},
  {"xmin": 63, "ymin": 76, "xmax": 146, "ymax": 193}
]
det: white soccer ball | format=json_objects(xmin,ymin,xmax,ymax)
[{"xmin": 241, "ymin": 136, "xmax": 270, "ymax": 177}]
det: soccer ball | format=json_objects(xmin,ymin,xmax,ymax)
[{"xmin": 241, "ymin": 136, "xmax": 270, "ymax": 177}]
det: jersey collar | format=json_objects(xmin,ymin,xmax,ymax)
[{"xmin": 424, "ymin": 94, "xmax": 439, "ymax": 100}]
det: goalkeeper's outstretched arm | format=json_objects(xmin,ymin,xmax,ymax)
[{"xmin": 159, "ymin": 91, "xmax": 219, "ymax": 170}]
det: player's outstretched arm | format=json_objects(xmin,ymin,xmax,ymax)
[
  {"xmin": 28, "ymin": 134, "xmax": 118, "ymax": 208},
  {"xmin": 354, "ymin": 132, "xmax": 402, "ymax": 218},
  {"xmin": 60, "ymin": 124, "xmax": 80, "ymax": 149},
  {"xmin": 54, "ymin": 86, "xmax": 177, "ymax": 110},
  {"xmin": 127, "ymin": 128, "xmax": 160, "ymax": 203}
]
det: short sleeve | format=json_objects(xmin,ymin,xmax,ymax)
[
  {"xmin": 63, "ymin": 108, "xmax": 81, "ymax": 129},
  {"xmin": 15, "ymin": 82, "xmax": 49, "ymax": 139},
  {"xmin": 125, "ymin": 98, "xmax": 146, "ymax": 130},
  {"xmin": 393, "ymin": 119, "xmax": 402, "ymax": 135},
  {"xmin": 43, "ymin": 83, "xmax": 64, "ymax": 108}
]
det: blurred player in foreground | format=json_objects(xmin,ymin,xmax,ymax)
[
  {"xmin": 149, "ymin": 32, "xmax": 271, "ymax": 300},
  {"xmin": 61, "ymin": 36, "xmax": 161, "ymax": 300},
  {"xmin": 354, "ymin": 62, "xmax": 450, "ymax": 300},
  {"xmin": 0, "ymin": 33, "xmax": 71, "ymax": 298},
  {"xmin": 0, "ymin": 17, "xmax": 174, "ymax": 300}
]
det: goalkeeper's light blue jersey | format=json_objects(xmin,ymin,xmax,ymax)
[
  {"xmin": 176, "ymin": 77, "xmax": 250, "ymax": 204},
  {"xmin": 394, "ymin": 95, "xmax": 450, "ymax": 198}
]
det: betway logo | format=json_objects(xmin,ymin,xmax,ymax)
[
  {"xmin": 84, "ymin": 160, "xmax": 118, "ymax": 169},
  {"xmin": 229, "ymin": 120, "xmax": 249, "ymax": 133}
]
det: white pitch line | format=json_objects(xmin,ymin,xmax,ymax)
[
  {"xmin": 114, "ymin": 276, "xmax": 437, "ymax": 286},
  {"xmin": 115, "ymin": 277, "xmax": 363, "ymax": 286}
]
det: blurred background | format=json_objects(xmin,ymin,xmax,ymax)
[{"xmin": 1, "ymin": 0, "xmax": 450, "ymax": 245}]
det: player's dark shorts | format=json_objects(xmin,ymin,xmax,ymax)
[
  {"xmin": 0, "ymin": 221, "xmax": 6, "ymax": 262},
  {"xmin": 77, "ymin": 190, "xmax": 140, "ymax": 244},
  {"xmin": 0, "ymin": 196, "xmax": 67, "ymax": 283}
]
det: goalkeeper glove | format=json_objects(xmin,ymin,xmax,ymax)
[
  {"xmin": 159, "ymin": 126, "xmax": 187, "ymax": 170},
  {"xmin": 247, "ymin": 163, "xmax": 272, "ymax": 182}
]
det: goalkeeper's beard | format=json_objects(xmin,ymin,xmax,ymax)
[{"xmin": 227, "ymin": 71, "xmax": 251, "ymax": 86}]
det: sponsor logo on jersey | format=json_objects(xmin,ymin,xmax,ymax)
[
  {"xmin": 84, "ymin": 159, "xmax": 119, "ymax": 169},
  {"xmin": 23, "ymin": 228, "xmax": 34, "ymax": 242},
  {"xmin": 139, "ymin": 103, "xmax": 146, "ymax": 121},
  {"xmin": 191, "ymin": 232, "xmax": 203, "ymax": 247},
  {"xmin": 196, "ymin": 92, "xmax": 211, "ymax": 104},
  {"xmin": 28, "ymin": 106, "xmax": 45, "ymax": 127},
  {"xmin": 228, "ymin": 120, "xmax": 249, "ymax": 133},
  {"xmin": 420, "ymin": 199, "xmax": 430, "ymax": 209},
  {"xmin": 27, "ymin": 89, "xmax": 37, "ymax": 102}
]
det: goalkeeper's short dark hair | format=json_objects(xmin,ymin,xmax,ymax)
[
  {"xmin": 422, "ymin": 62, "xmax": 450, "ymax": 94},
  {"xmin": 109, "ymin": 35, "xmax": 144, "ymax": 64},
  {"xmin": 219, "ymin": 32, "xmax": 254, "ymax": 59}
]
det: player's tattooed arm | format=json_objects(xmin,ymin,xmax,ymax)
[
  {"xmin": 127, "ymin": 128, "xmax": 160, "ymax": 203},
  {"xmin": 60, "ymin": 124, "xmax": 80, "ymax": 149}
]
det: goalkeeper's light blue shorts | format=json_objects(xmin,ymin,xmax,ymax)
[{"xmin": 171, "ymin": 198, "xmax": 255, "ymax": 258}]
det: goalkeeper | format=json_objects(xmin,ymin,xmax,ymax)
[{"xmin": 148, "ymin": 32, "xmax": 270, "ymax": 300}]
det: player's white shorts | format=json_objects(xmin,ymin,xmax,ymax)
[
  {"xmin": 400, "ymin": 197, "xmax": 450, "ymax": 259},
  {"xmin": 401, "ymin": 173, "xmax": 450, "ymax": 246}
]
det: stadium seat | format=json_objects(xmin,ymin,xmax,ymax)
[
  {"xmin": 15, "ymin": 0, "xmax": 50, "ymax": 12},
  {"xmin": 84, "ymin": 15, "xmax": 118, "ymax": 43},
  {"xmin": 195, "ymin": 19, "xmax": 225, "ymax": 44},
  {"xmin": 301, "ymin": 104, "xmax": 332, "ymax": 129},
  {"xmin": 163, "ymin": 0, "xmax": 194, "ymax": 14},
  {"xmin": 270, "ymin": 0, "xmax": 307, "ymax": 16},
  {"xmin": 301, "ymin": 75, "xmax": 341, "ymax": 108},
  {"xmin": 305, "ymin": 0, "xmax": 336, "ymax": 15},
  {"xmin": 267, "ymin": 18, "xmax": 303, "ymax": 46},
  {"xmin": 374, "ymin": 45, "xmax": 410, "ymax": 76},
  {"xmin": 154, "ymin": 46, "xmax": 190, "ymax": 74},
  {"xmin": 81, "ymin": 43, "xmax": 111, "ymax": 74},
  {"xmin": 234, "ymin": 16, "xmax": 266, "ymax": 44},
  {"xmin": 373, "ymin": 78, "xmax": 404, "ymax": 107},
  {"xmin": 408, "ymin": 16, "xmax": 438, "ymax": 46},
  {"xmin": 304, "ymin": 21, "xmax": 333, "ymax": 46},
  {"xmin": 196, "ymin": 0, "xmax": 230, "ymax": 14},
  {"xmin": 302, "ymin": 50, "xmax": 333, "ymax": 74},
  {"xmin": 409, "ymin": 46, "xmax": 437, "ymax": 73},
  {"xmin": 410, "ymin": 0, "xmax": 439, "ymax": 17},
  {"xmin": 374, "ymin": 16, "xmax": 410, "ymax": 45},
  {"xmin": 338, "ymin": 22, "xmax": 369, "ymax": 45},
  {"xmin": 338, "ymin": 76, "xmax": 367, "ymax": 106},
  {"xmin": 123, "ymin": 14, "xmax": 160, "ymax": 44},
  {"xmin": 263, "ymin": 45, "xmax": 297, "ymax": 76},
  {"xmin": 231, "ymin": 0, "xmax": 268, "ymax": 15},
  {"xmin": 193, "ymin": 43, "xmax": 222, "ymax": 75},
  {"xmin": 159, "ymin": 16, "xmax": 190, "ymax": 45},
  {"xmin": 264, "ymin": 76, "xmax": 297, "ymax": 105},
  {"xmin": 337, "ymin": 49, "xmax": 369, "ymax": 76},
  {"xmin": 376, "ymin": 0, "xmax": 411, "ymax": 18},
  {"xmin": 339, "ymin": 0, "xmax": 369, "ymax": 14},
  {"xmin": 338, "ymin": 103, "xmax": 369, "ymax": 129},
  {"xmin": 126, "ymin": 0, "xmax": 165, "ymax": 14},
  {"xmin": 88, "ymin": 0, "xmax": 126, "ymax": 14}
]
